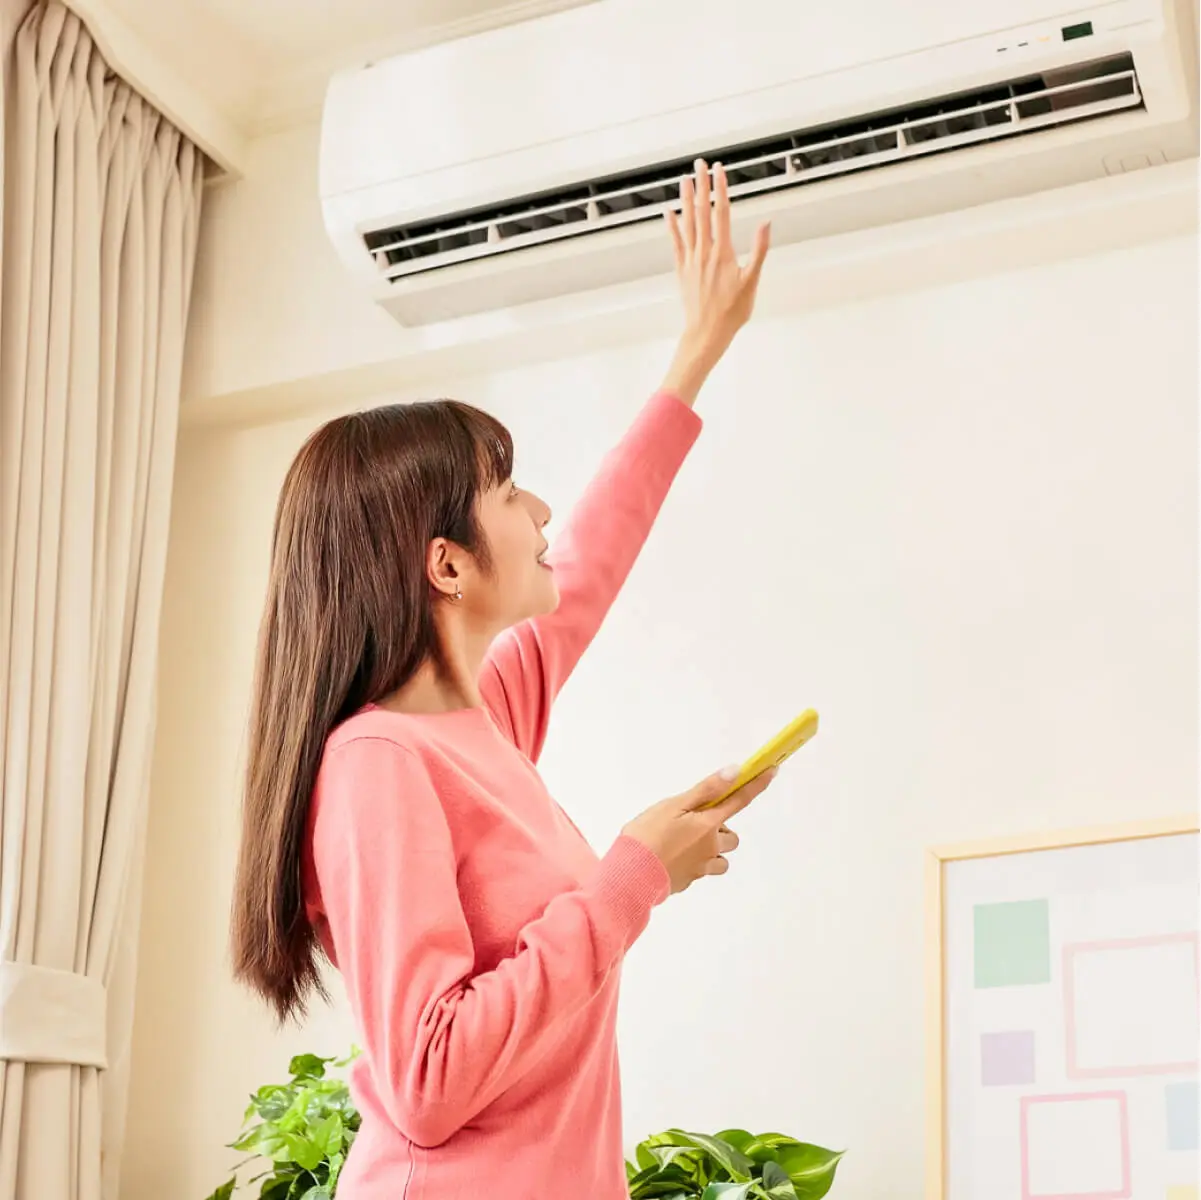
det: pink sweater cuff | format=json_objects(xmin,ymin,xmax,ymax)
[
  {"xmin": 592, "ymin": 835, "xmax": 671, "ymax": 950},
  {"xmin": 645, "ymin": 389, "xmax": 703, "ymax": 445}
]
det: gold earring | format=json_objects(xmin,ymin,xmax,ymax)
[{"xmin": 452, "ymin": 587, "xmax": 463, "ymax": 601}]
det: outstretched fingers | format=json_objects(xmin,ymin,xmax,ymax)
[
  {"xmin": 713, "ymin": 163, "xmax": 733, "ymax": 256},
  {"xmin": 741, "ymin": 221, "xmax": 772, "ymax": 294},
  {"xmin": 693, "ymin": 159, "xmax": 713, "ymax": 253},
  {"xmin": 679, "ymin": 174, "xmax": 697, "ymax": 255}
]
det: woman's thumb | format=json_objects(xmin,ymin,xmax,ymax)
[{"xmin": 681, "ymin": 764, "xmax": 742, "ymax": 813}]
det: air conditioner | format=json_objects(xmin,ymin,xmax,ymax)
[{"xmin": 320, "ymin": 0, "xmax": 1197, "ymax": 327}]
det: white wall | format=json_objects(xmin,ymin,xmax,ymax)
[{"xmin": 123, "ymin": 230, "xmax": 1197, "ymax": 1198}]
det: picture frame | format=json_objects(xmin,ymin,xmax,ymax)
[{"xmin": 925, "ymin": 814, "xmax": 1200, "ymax": 1199}]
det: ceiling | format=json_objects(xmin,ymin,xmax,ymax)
[{"xmin": 70, "ymin": 0, "xmax": 594, "ymax": 172}]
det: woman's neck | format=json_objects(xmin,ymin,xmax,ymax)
[
  {"xmin": 379, "ymin": 609, "xmax": 495, "ymax": 714},
  {"xmin": 381, "ymin": 663, "xmax": 481, "ymax": 714}
]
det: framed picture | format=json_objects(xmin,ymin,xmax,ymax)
[{"xmin": 926, "ymin": 815, "xmax": 1199, "ymax": 1200}]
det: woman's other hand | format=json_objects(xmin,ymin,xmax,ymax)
[{"xmin": 621, "ymin": 764, "xmax": 776, "ymax": 894}]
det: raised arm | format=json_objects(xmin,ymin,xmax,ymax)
[
  {"xmin": 481, "ymin": 159, "xmax": 771, "ymax": 759},
  {"xmin": 309, "ymin": 737, "xmax": 670, "ymax": 1148},
  {"xmin": 479, "ymin": 391, "xmax": 700, "ymax": 757}
]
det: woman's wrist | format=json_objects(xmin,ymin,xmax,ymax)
[{"xmin": 660, "ymin": 332, "xmax": 722, "ymax": 408}]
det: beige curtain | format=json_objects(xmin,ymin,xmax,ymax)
[{"xmin": 0, "ymin": 3, "xmax": 204, "ymax": 1197}]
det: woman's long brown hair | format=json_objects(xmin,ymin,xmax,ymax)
[{"xmin": 231, "ymin": 400, "xmax": 513, "ymax": 1022}]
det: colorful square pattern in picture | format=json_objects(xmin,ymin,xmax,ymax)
[
  {"xmin": 1165, "ymin": 1082, "xmax": 1200, "ymax": 1153},
  {"xmin": 1065, "ymin": 933, "xmax": 1200, "ymax": 1079},
  {"xmin": 974, "ymin": 898, "xmax": 1051, "ymax": 989},
  {"xmin": 1020, "ymin": 1091, "xmax": 1131, "ymax": 1200},
  {"xmin": 981, "ymin": 1030, "xmax": 1037, "ymax": 1087}
]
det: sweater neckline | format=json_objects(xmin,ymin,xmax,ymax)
[{"xmin": 361, "ymin": 700, "xmax": 494, "ymax": 723}]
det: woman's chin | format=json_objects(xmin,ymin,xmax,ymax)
[{"xmin": 534, "ymin": 571, "xmax": 560, "ymax": 616}]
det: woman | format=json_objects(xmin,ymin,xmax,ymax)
[{"xmin": 231, "ymin": 161, "xmax": 777, "ymax": 1198}]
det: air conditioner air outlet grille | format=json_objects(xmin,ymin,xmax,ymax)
[{"xmin": 363, "ymin": 52, "xmax": 1141, "ymax": 282}]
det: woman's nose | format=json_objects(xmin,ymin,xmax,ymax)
[{"xmin": 531, "ymin": 493, "xmax": 551, "ymax": 527}]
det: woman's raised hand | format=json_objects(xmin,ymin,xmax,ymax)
[{"xmin": 661, "ymin": 159, "xmax": 771, "ymax": 403}]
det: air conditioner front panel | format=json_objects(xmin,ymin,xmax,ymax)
[
  {"xmin": 320, "ymin": 0, "xmax": 1195, "ymax": 324},
  {"xmin": 321, "ymin": 0, "xmax": 1163, "ymax": 199},
  {"xmin": 373, "ymin": 108, "xmax": 1179, "ymax": 325}
]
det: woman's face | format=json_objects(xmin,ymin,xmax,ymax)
[{"xmin": 468, "ymin": 477, "xmax": 558, "ymax": 628}]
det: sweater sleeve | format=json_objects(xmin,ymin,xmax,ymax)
[
  {"xmin": 479, "ymin": 391, "xmax": 702, "ymax": 760},
  {"xmin": 309, "ymin": 735, "xmax": 670, "ymax": 1149}
]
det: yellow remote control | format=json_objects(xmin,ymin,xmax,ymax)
[{"xmin": 700, "ymin": 709, "xmax": 819, "ymax": 809}]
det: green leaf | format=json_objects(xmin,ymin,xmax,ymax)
[
  {"xmin": 627, "ymin": 1162, "xmax": 696, "ymax": 1199},
  {"xmin": 309, "ymin": 1113, "xmax": 344, "ymax": 1158},
  {"xmin": 742, "ymin": 1133, "xmax": 802, "ymax": 1165},
  {"xmin": 640, "ymin": 1130, "xmax": 695, "ymax": 1151},
  {"xmin": 716, "ymin": 1129, "xmax": 755, "ymax": 1154},
  {"xmin": 252, "ymin": 1085, "xmax": 294, "ymax": 1121},
  {"xmin": 701, "ymin": 1184, "xmax": 754, "ymax": 1200},
  {"xmin": 230, "ymin": 1124, "xmax": 264, "ymax": 1153},
  {"xmin": 672, "ymin": 1131, "xmax": 754, "ymax": 1182},
  {"xmin": 775, "ymin": 1143, "xmax": 844, "ymax": 1177},
  {"xmin": 288, "ymin": 1054, "xmax": 330, "ymax": 1081},
  {"xmin": 631, "ymin": 1130, "xmax": 705, "ymax": 1181},
  {"xmin": 233, "ymin": 1128, "xmax": 287, "ymax": 1158},
  {"xmin": 635, "ymin": 1143, "xmax": 659, "ymax": 1172},
  {"xmin": 298, "ymin": 1189, "xmax": 331, "ymax": 1200},
  {"xmin": 775, "ymin": 1144, "xmax": 845, "ymax": 1200},
  {"xmin": 332, "ymin": 1046, "xmax": 361, "ymax": 1069},
  {"xmin": 648, "ymin": 1145, "xmax": 703, "ymax": 1172},
  {"xmin": 277, "ymin": 1091, "xmax": 314, "ymax": 1134},
  {"xmin": 280, "ymin": 1133, "xmax": 324, "ymax": 1171},
  {"xmin": 203, "ymin": 1181, "xmax": 236, "ymax": 1200},
  {"xmin": 626, "ymin": 1163, "xmax": 668, "ymax": 1197},
  {"xmin": 327, "ymin": 1152, "xmax": 345, "ymax": 1190},
  {"xmin": 285, "ymin": 1174, "xmax": 319, "ymax": 1200},
  {"xmin": 760, "ymin": 1161, "xmax": 799, "ymax": 1199}
]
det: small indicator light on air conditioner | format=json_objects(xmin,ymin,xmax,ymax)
[{"xmin": 1062, "ymin": 20, "xmax": 1094, "ymax": 40}]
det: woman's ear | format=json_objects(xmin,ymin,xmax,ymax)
[{"xmin": 426, "ymin": 537, "xmax": 463, "ymax": 600}]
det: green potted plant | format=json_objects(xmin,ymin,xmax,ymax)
[
  {"xmin": 204, "ymin": 1051, "xmax": 844, "ymax": 1200},
  {"xmin": 203, "ymin": 1051, "xmax": 360, "ymax": 1200},
  {"xmin": 626, "ymin": 1128, "xmax": 843, "ymax": 1199}
]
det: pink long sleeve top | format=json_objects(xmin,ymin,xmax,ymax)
[{"xmin": 301, "ymin": 391, "xmax": 703, "ymax": 1198}]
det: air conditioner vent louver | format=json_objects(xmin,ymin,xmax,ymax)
[{"xmin": 363, "ymin": 52, "xmax": 1141, "ymax": 281}]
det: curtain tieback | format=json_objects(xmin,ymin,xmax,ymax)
[{"xmin": 0, "ymin": 960, "xmax": 107, "ymax": 1068}]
